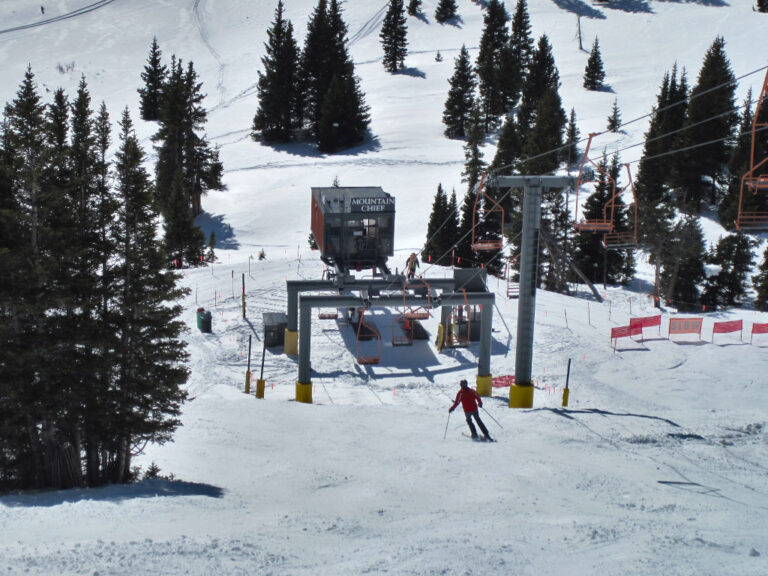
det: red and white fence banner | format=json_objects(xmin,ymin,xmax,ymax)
[
  {"xmin": 751, "ymin": 322, "xmax": 768, "ymax": 344},
  {"xmin": 610, "ymin": 324, "xmax": 643, "ymax": 350},
  {"xmin": 668, "ymin": 317, "xmax": 703, "ymax": 339},
  {"xmin": 712, "ymin": 319, "xmax": 742, "ymax": 342},
  {"xmin": 629, "ymin": 315, "xmax": 662, "ymax": 340},
  {"xmin": 492, "ymin": 375, "xmax": 516, "ymax": 388}
]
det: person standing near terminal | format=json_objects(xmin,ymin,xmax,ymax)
[
  {"xmin": 406, "ymin": 252, "xmax": 419, "ymax": 279},
  {"xmin": 449, "ymin": 379, "xmax": 493, "ymax": 441}
]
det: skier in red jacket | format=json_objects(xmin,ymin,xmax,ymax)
[{"xmin": 449, "ymin": 379, "xmax": 493, "ymax": 441}]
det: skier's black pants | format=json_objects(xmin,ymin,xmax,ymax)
[{"xmin": 464, "ymin": 410, "xmax": 489, "ymax": 438}]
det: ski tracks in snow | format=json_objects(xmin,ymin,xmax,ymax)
[
  {"xmin": 193, "ymin": 0, "xmax": 227, "ymax": 110},
  {"xmin": 348, "ymin": 2, "xmax": 388, "ymax": 47},
  {"xmin": 0, "ymin": 0, "xmax": 117, "ymax": 35}
]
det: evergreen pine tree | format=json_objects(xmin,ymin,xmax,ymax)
[
  {"xmin": 583, "ymin": 36, "xmax": 606, "ymax": 90},
  {"xmin": 316, "ymin": 72, "xmax": 370, "ymax": 152},
  {"xmin": 444, "ymin": 189, "xmax": 460, "ymax": 259},
  {"xmin": 153, "ymin": 57, "xmax": 223, "ymax": 261},
  {"xmin": 475, "ymin": 0, "xmax": 509, "ymax": 129},
  {"xmin": 509, "ymin": 0, "xmax": 534, "ymax": 77},
  {"xmin": 252, "ymin": 0, "xmax": 300, "ymax": 143},
  {"xmin": 112, "ymin": 108, "xmax": 189, "ymax": 483},
  {"xmin": 634, "ymin": 67, "xmax": 684, "ymax": 303},
  {"xmin": 407, "ymin": 0, "xmax": 422, "ymax": 17},
  {"xmin": 461, "ymin": 103, "xmax": 487, "ymax": 193},
  {"xmin": 606, "ymin": 97, "xmax": 622, "ymax": 133},
  {"xmin": 442, "ymin": 45, "xmax": 476, "ymax": 139},
  {"xmin": 206, "ymin": 230, "xmax": 217, "ymax": 263},
  {"xmin": 676, "ymin": 36, "xmax": 738, "ymax": 212},
  {"xmin": 505, "ymin": 0, "xmax": 534, "ymax": 109},
  {"xmin": 661, "ymin": 217, "xmax": 707, "ymax": 310},
  {"xmin": 574, "ymin": 152, "xmax": 613, "ymax": 286},
  {"xmin": 519, "ymin": 86, "xmax": 566, "ymax": 175},
  {"xmin": 492, "ymin": 115, "xmax": 522, "ymax": 173},
  {"xmin": 86, "ymin": 101, "xmax": 119, "ymax": 486},
  {"xmin": 423, "ymin": 183, "xmax": 449, "ymax": 263},
  {"xmin": 455, "ymin": 187, "xmax": 478, "ymax": 268},
  {"xmin": 138, "ymin": 37, "xmax": 167, "ymax": 122},
  {"xmin": 1, "ymin": 67, "xmax": 58, "ymax": 489},
  {"xmin": 757, "ymin": 0, "xmax": 768, "ymax": 13},
  {"xmin": 380, "ymin": 0, "xmax": 408, "ymax": 73},
  {"xmin": 435, "ymin": 0, "xmax": 458, "ymax": 23},
  {"xmin": 754, "ymin": 244, "xmax": 768, "ymax": 311},
  {"xmin": 702, "ymin": 234, "xmax": 756, "ymax": 307},
  {"xmin": 298, "ymin": 0, "xmax": 332, "ymax": 132},
  {"xmin": 517, "ymin": 35, "xmax": 559, "ymax": 146},
  {"xmin": 303, "ymin": 0, "xmax": 370, "ymax": 150},
  {"xmin": 564, "ymin": 108, "xmax": 580, "ymax": 167}
]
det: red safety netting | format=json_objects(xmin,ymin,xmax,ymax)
[
  {"xmin": 610, "ymin": 324, "xmax": 643, "ymax": 351},
  {"xmin": 752, "ymin": 322, "xmax": 768, "ymax": 335},
  {"xmin": 712, "ymin": 319, "xmax": 743, "ymax": 334},
  {"xmin": 629, "ymin": 315, "xmax": 661, "ymax": 329}
]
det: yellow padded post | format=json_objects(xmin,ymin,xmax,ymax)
[
  {"xmin": 284, "ymin": 329, "xmax": 298, "ymax": 355},
  {"xmin": 476, "ymin": 374, "xmax": 492, "ymax": 397},
  {"xmin": 296, "ymin": 381, "xmax": 313, "ymax": 404},
  {"xmin": 509, "ymin": 383, "xmax": 534, "ymax": 408}
]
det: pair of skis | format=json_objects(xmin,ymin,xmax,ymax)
[{"xmin": 462, "ymin": 433, "xmax": 497, "ymax": 443}]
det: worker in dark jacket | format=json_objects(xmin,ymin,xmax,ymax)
[{"xmin": 449, "ymin": 379, "xmax": 492, "ymax": 441}]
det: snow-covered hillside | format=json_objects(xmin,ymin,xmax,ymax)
[{"xmin": 1, "ymin": 1, "xmax": 767, "ymax": 575}]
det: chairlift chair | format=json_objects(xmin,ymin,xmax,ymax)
[
  {"xmin": 356, "ymin": 309, "xmax": 381, "ymax": 365},
  {"xmin": 403, "ymin": 277, "xmax": 432, "ymax": 320},
  {"xmin": 736, "ymin": 69, "xmax": 768, "ymax": 233},
  {"xmin": 471, "ymin": 172, "xmax": 506, "ymax": 251},
  {"xmin": 573, "ymin": 133, "xmax": 618, "ymax": 234},
  {"xmin": 602, "ymin": 164, "xmax": 639, "ymax": 249}
]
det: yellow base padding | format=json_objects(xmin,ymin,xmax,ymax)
[
  {"xmin": 509, "ymin": 383, "xmax": 534, "ymax": 408},
  {"xmin": 284, "ymin": 329, "xmax": 298, "ymax": 355},
  {"xmin": 476, "ymin": 374, "xmax": 492, "ymax": 397},
  {"xmin": 562, "ymin": 387, "xmax": 570, "ymax": 407},
  {"xmin": 244, "ymin": 371, "xmax": 251, "ymax": 395},
  {"xmin": 256, "ymin": 378, "xmax": 266, "ymax": 399},
  {"xmin": 435, "ymin": 324, "xmax": 445, "ymax": 351},
  {"xmin": 296, "ymin": 381, "xmax": 313, "ymax": 404}
]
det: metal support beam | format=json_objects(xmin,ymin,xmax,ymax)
[
  {"xmin": 286, "ymin": 277, "xmax": 458, "ymax": 331},
  {"xmin": 515, "ymin": 182, "xmax": 541, "ymax": 388}
]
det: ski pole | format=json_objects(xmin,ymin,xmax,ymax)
[
  {"xmin": 481, "ymin": 405, "xmax": 503, "ymax": 429},
  {"xmin": 443, "ymin": 411, "xmax": 452, "ymax": 440}
]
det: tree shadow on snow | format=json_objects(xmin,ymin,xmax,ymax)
[
  {"xmin": 251, "ymin": 133, "xmax": 382, "ymax": 160},
  {"xmin": 0, "ymin": 478, "xmax": 225, "ymax": 508},
  {"xmin": 195, "ymin": 212, "xmax": 239, "ymax": 250},
  {"xmin": 653, "ymin": 0, "xmax": 728, "ymax": 6},
  {"xmin": 395, "ymin": 67, "xmax": 426, "ymax": 79},
  {"xmin": 534, "ymin": 406, "xmax": 681, "ymax": 428},
  {"xmin": 598, "ymin": 0, "xmax": 653, "ymax": 13},
  {"xmin": 550, "ymin": 0, "xmax": 607, "ymax": 19},
  {"xmin": 438, "ymin": 16, "xmax": 464, "ymax": 28}
]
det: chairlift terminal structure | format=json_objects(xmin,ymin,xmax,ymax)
[
  {"xmin": 311, "ymin": 186, "xmax": 395, "ymax": 275},
  {"xmin": 288, "ymin": 187, "xmax": 497, "ymax": 404}
]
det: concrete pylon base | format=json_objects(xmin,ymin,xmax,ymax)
[{"xmin": 509, "ymin": 383, "xmax": 534, "ymax": 408}]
